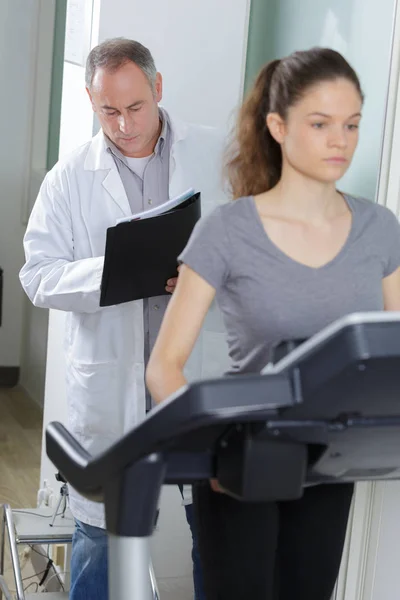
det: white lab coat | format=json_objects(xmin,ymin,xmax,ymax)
[{"xmin": 20, "ymin": 111, "xmax": 230, "ymax": 528}]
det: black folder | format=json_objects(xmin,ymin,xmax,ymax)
[{"xmin": 100, "ymin": 192, "xmax": 201, "ymax": 306}]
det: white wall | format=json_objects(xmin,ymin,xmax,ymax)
[
  {"xmin": 20, "ymin": 304, "xmax": 49, "ymax": 406},
  {"xmin": 0, "ymin": 0, "xmax": 38, "ymax": 368},
  {"xmin": 96, "ymin": 0, "xmax": 250, "ymax": 130},
  {"xmin": 20, "ymin": 0, "xmax": 56, "ymax": 406}
]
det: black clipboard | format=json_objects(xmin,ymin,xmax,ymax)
[{"xmin": 100, "ymin": 192, "xmax": 201, "ymax": 306}]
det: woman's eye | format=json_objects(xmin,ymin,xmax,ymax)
[
  {"xmin": 312, "ymin": 122, "xmax": 325, "ymax": 129},
  {"xmin": 347, "ymin": 124, "xmax": 359, "ymax": 131}
]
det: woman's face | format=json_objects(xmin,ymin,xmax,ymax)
[{"xmin": 268, "ymin": 78, "xmax": 362, "ymax": 184}]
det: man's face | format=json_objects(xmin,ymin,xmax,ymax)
[{"xmin": 87, "ymin": 61, "xmax": 163, "ymax": 158}]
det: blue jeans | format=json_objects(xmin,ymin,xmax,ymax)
[
  {"xmin": 70, "ymin": 498, "xmax": 205, "ymax": 600},
  {"xmin": 70, "ymin": 519, "xmax": 108, "ymax": 600}
]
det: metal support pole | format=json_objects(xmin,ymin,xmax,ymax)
[{"xmin": 108, "ymin": 534, "xmax": 153, "ymax": 600}]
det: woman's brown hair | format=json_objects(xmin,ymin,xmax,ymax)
[{"xmin": 225, "ymin": 47, "xmax": 364, "ymax": 199}]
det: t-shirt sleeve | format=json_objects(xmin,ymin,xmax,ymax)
[
  {"xmin": 178, "ymin": 205, "xmax": 230, "ymax": 291},
  {"xmin": 381, "ymin": 206, "xmax": 400, "ymax": 277}
]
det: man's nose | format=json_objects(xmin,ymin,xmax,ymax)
[{"xmin": 118, "ymin": 113, "xmax": 134, "ymax": 135}]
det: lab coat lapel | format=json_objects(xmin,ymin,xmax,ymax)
[{"xmin": 85, "ymin": 130, "xmax": 131, "ymax": 217}]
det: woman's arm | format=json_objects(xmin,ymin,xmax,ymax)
[
  {"xmin": 383, "ymin": 266, "xmax": 400, "ymax": 311},
  {"xmin": 146, "ymin": 264, "xmax": 216, "ymax": 403}
]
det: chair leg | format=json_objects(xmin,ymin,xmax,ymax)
[
  {"xmin": 0, "ymin": 506, "xmax": 5, "ymax": 600},
  {"xmin": 0, "ymin": 575, "xmax": 13, "ymax": 600}
]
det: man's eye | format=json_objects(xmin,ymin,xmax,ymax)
[{"xmin": 105, "ymin": 111, "xmax": 117, "ymax": 117}]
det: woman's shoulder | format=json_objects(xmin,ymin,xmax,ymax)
[
  {"xmin": 210, "ymin": 196, "xmax": 253, "ymax": 219},
  {"xmin": 193, "ymin": 196, "xmax": 254, "ymax": 246},
  {"xmin": 345, "ymin": 193, "xmax": 397, "ymax": 223}
]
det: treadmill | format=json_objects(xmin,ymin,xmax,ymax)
[{"xmin": 46, "ymin": 312, "xmax": 400, "ymax": 599}]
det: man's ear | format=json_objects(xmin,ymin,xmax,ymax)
[
  {"xmin": 266, "ymin": 112, "xmax": 286, "ymax": 144},
  {"xmin": 86, "ymin": 87, "xmax": 96, "ymax": 112},
  {"xmin": 154, "ymin": 73, "xmax": 163, "ymax": 103}
]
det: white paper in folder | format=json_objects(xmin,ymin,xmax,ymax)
[{"xmin": 115, "ymin": 188, "xmax": 196, "ymax": 224}]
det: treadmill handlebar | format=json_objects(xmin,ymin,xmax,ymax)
[
  {"xmin": 46, "ymin": 372, "xmax": 294, "ymax": 497},
  {"xmin": 46, "ymin": 422, "xmax": 101, "ymax": 495}
]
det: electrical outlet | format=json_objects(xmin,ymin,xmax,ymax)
[{"xmin": 53, "ymin": 545, "xmax": 66, "ymax": 569}]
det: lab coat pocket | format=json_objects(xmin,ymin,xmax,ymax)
[{"xmin": 66, "ymin": 360, "xmax": 127, "ymax": 453}]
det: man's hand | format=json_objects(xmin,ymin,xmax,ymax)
[{"xmin": 165, "ymin": 265, "xmax": 181, "ymax": 294}]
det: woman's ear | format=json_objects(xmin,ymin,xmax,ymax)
[{"xmin": 266, "ymin": 112, "xmax": 286, "ymax": 144}]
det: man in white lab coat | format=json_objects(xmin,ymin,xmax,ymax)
[{"xmin": 20, "ymin": 38, "xmax": 229, "ymax": 600}]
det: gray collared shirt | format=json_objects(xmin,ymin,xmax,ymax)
[{"xmin": 106, "ymin": 109, "xmax": 172, "ymax": 410}]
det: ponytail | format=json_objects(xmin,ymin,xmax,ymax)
[{"xmin": 225, "ymin": 59, "xmax": 282, "ymax": 199}]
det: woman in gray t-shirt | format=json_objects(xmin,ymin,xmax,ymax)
[{"xmin": 147, "ymin": 48, "xmax": 400, "ymax": 600}]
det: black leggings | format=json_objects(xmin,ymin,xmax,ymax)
[{"xmin": 193, "ymin": 482, "xmax": 354, "ymax": 600}]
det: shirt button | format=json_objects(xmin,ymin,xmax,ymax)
[
  {"xmin": 148, "ymin": 199, "xmax": 153, "ymax": 205},
  {"xmin": 154, "ymin": 304, "xmax": 159, "ymax": 310}
]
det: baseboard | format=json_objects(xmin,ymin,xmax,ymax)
[
  {"xmin": 19, "ymin": 381, "xmax": 45, "ymax": 410},
  {"xmin": 0, "ymin": 366, "xmax": 19, "ymax": 387}
]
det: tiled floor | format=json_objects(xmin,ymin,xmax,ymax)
[
  {"xmin": 0, "ymin": 385, "xmax": 42, "ymax": 507},
  {"xmin": 0, "ymin": 385, "xmax": 43, "ymax": 596}
]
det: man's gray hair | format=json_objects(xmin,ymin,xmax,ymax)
[{"xmin": 85, "ymin": 38, "xmax": 157, "ymax": 90}]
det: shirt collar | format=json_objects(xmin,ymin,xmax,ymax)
[{"xmin": 154, "ymin": 108, "xmax": 168, "ymax": 156}]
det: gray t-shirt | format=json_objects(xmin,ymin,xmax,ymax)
[{"xmin": 179, "ymin": 194, "xmax": 400, "ymax": 374}]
